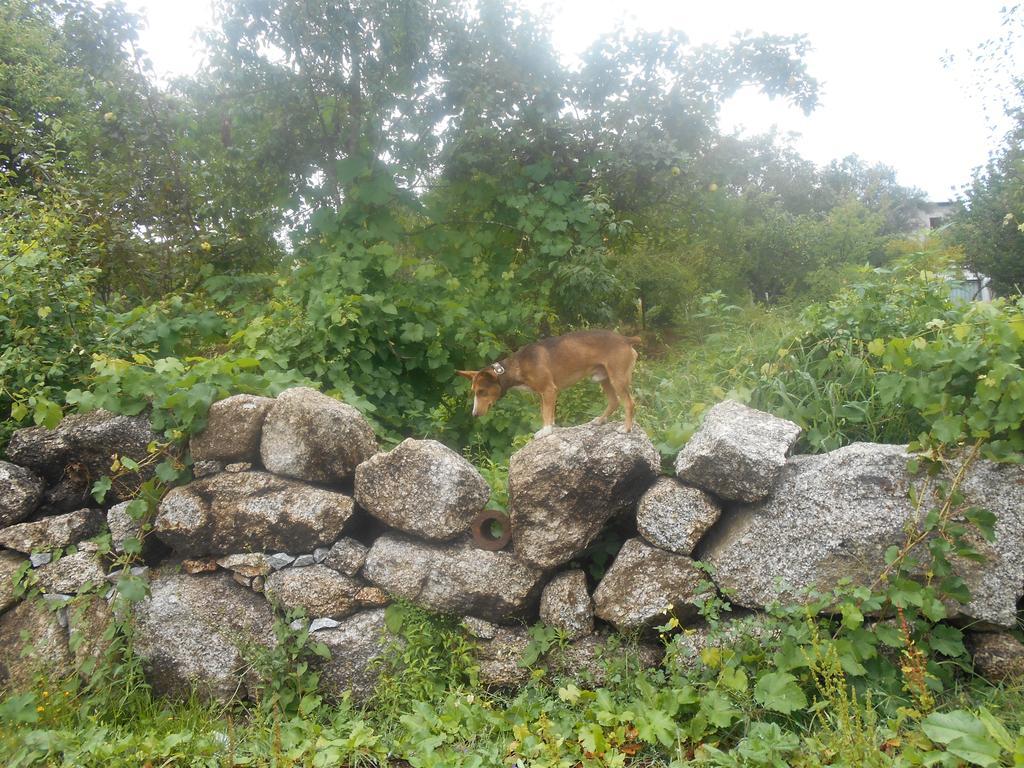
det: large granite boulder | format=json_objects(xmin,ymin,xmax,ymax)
[
  {"xmin": 636, "ymin": 478, "xmax": 721, "ymax": 556},
  {"xmin": 355, "ymin": 439, "xmax": 490, "ymax": 541},
  {"xmin": 131, "ymin": 572, "xmax": 276, "ymax": 702},
  {"xmin": 593, "ymin": 538, "xmax": 707, "ymax": 632},
  {"xmin": 154, "ymin": 471, "xmax": 355, "ymax": 557},
  {"xmin": 674, "ymin": 400, "xmax": 801, "ymax": 502},
  {"xmin": 260, "ymin": 387, "xmax": 377, "ymax": 484},
  {"xmin": 0, "ymin": 600, "xmax": 74, "ymax": 691},
  {"xmin": 190, "ymin": 394, "xmax": 275, "ymax": 464},
  {"xmin": 315, "ymin": 608, "xmax": 390, "ymax": 702},
  {"xmin": 0, "ymin": 461, "xmax": 45, "ymax": 527},
  {"xmin": 0, "ymin": 508, "xmax": 103, "ymax": 554},
  {"xmin": 363, "ymin": 533, "xmax": 545, "ymax": 623},
  {"xmin": 265, "ymin": 565, "xmax": 366, "ymax": 620},
  {"xmin": 4, "ymin": 410, "xmax": 164, "ymax": 512},
  {"xmin": 701, "ymin": 443, "xmax": 1024, "ymax": 628},
  {"xmin": 508, "ymin": 423, "xmax": 660, "ymax": 569}
]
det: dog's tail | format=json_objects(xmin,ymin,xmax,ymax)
[{"xmin": 626, "ymin": 335, "xmax": 642, "ymax": 346}]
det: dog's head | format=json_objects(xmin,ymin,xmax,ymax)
[{"xmin": 456, "ymin": 369, "xmax": 503, "ymax": 417}]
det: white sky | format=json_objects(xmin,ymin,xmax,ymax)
[{"xmin": 118, "ymin": 0, "xmax": 1015, "ymax": 201}]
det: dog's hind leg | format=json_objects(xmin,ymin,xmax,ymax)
[
  {"xmin": 592, "ymin": 377, "xmax": 619, "ymax": 425},
  {"xmin": 609, "ymin": 349, "xmax": 638, "ymax": 433}
]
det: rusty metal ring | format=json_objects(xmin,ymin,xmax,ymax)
[{"xmin": 470, "ymin": 509, "xmax": 512, "ymax": 551}]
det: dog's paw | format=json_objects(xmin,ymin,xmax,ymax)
[
  {"xmin": 534, "ymin": 425, "xmax": 554, "ymax": 439},
  {"xmin": 590, "ymin": 416, "xmax": 608, "ymax": 426},
  {"xmin": 616, "ymin": 424, "xmax": 633, "ymax": 434}
]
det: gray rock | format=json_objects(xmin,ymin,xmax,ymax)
[
  {"xmin": 508, "ymin": 423, "xmax": 660, "ymax": 569},
  {"xmin": 5, "ymin": 410, "xmax": 164, "ymax": 512},
  {"xmin": 0, "ymin": 508, "xmax": 103, "ymax": 554},
  {"xmin": 539, "ymin": 570, "xmax": 593, "ymax": 639},
  {"xmin": 665, "ymin": 614, "xmax": 782, "ymax": 674},
  {"xmin": 292, "ymin": 554, "xmax": 316, "ymax": 568},
  {"xmin": 260, "ymin": 387, "xmax": 377, "ymax": 484},
  {"xmin": 0, "ymin": 600, "xmax": 73, "ymax": 690},
  {"xmin": 267, "ymin": 552, "xmax": 295, "ymax": 570},
  {"xmin": 0, "ymin": 461, "xmax": 45, "ymax": 527},
  {"xmin": 701, "ymin": 443, "xmax": 1024, "ymax": 628},
  {"xmin": 472, "ymin": 624, "xmax": 531, "ymax": 687},
  {"xmin": 309, "ymin": 617, "xmax": 341, "ymax": 632},
  {"xmin": 323, "ymin": 538, "xmax": 368, "ymax": 576},
  {"xmin": 216, "ymin": 553, "xmax": 272, "ymax": 578},
  {"xmin": 35, "ymin": 549, "xmax": 107, "ymax": 595},
  {"xmin": 355, "ymin": 439, "xmax": 490, "ymax": 541},
  {"xmin": 190, "ymin": 394, "xmax": 276, "ymax": 464},
  {"xmin": 106, "ymin": 501, "xmax": 143, "ymax": 555},
  {"xmin": 968, "ymin": 632, "xmax": 1024, "ymax": 681},
  {"xmin": 313, "ymin": 547, "xmax": 329, "ymax": 563},
  {"xmin": 154, "ymin": 471, "xmax": 354, "ymax": 557},
  {"xmin": 364, "ymin": 532, "xmax": 545, "ymax": 623},
  {"xmin": 105, "ymin": 566, "xmax": 149, "ymax": 583},
  {"xmin": 131, "ymin": 571, "xmax": 276, "ymax": 702},
  {"xmin": 225, "ymin": 462, "xmax": 253, "ymax": 473},
  {"xmin": 192, "ymin": 460, "xmax": 224, "ymax": 478},
  {"xmin": 547, "ymin": 633, "xmax": 663, "ymax": 686},
  {"xmin": 0, "ymin": 550, "xmax": 27, "ymax": 614},
  {"xmin": 636, "ymin": 478, "xmax": 721, "ymax": 555},
  {"xmin": 30, "ymin": 552, "xmax": 52, "ymax": 567},
  {"xmin": 265, "ymin": 565, "xmax": 365, "ymax": 620},
  {"xmin": 316, "ymin": 609, "xmax": 389, "ymax": 702},
  {"xmin": 593, "ymin": 538, "xmax": 707, "ymax": 632},
  {"xmin": 674, "ymin": 400, "xmax": 801, "ymax": 502}
]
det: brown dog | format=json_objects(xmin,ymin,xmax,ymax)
[{"xmin": 457, "ymin": 330, "xmax": 640, "ymax": 438}]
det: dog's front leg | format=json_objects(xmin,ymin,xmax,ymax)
[{"xmin": 534, "ymin": 387, "xmax": 558, "ymax": 438}]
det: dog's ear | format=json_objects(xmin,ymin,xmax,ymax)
[{"xmin": 455, "ymin": 370, "xmax": 478, "ymax": 380}]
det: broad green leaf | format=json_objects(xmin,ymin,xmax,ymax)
[{"xmin": 753, "ymin": 672, "xmax": 807, "ymax": 714}]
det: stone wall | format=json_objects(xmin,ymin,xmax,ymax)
[{"xmin": 2, "ymin": 390, "xmax": 1023, "ymax": 698}]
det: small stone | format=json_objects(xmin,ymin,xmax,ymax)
[
  {"xmin": 355, "ymin": 586, "xmax": 389, "ymax": 608},
  {"xmin": 289, "ymin": 618, "xmax": 307, "ymax": 632},
  {"xmin": 30, "ymin": 552, "xmax": 52, "ymax": 567},
  {"xmin": 107, "ymin": 501, "xmax": 143, "ymax": 555},
  {"xmin": 35, "ymin": 549, "xmax": 107, "ymax": 594},
  {"xmin": 106, "ymin": 566, "xmax": 149, "ymax": 583},
  {"xmin": 310, "ymin": 618, "xmax": 341, "ymax": 632},
  {"xmin": 0, "ymin": 460, "xmax": 45, "ymax": 527},
  {"xmin": 968, "ymin": 632, "xmax": 1024, "ymax": 681},
  {"xmin": 313, "ymin": 547, "xmax": 329, "ymax": 563},
  {"xmin": 462, "ymin": 616, "xmax": 501, "ymax": 640},
  {"xmin": 323, "ymin": 538, "xmax": 368, "ymax": 576},
  {"xmin": 268, "ymin": 552, "xmax": 295, "ymax": 570},
  {"xmin": 539, "ymin": 570, "xmax": 593, "ymax": 639},
  {"xmin": 225, "ymin": 462, "xmax": 253, "ymax": 473},
  {"xmin": 292, "ymin": 554, "xmax": 315, "ymax": 568},
  {"xmin": 182, "ymin": 558, "xmax": 219, "ymax": 574},
  {"xmin": 251, "ymin": 575, "xmax": 265, "ymax": 593},
  {"xmin": 265, "ymin": 564, "xmax": 365, "ymax": 620},
  {"xmin": 636, "ymin": 478, "xmax": 721, "ymax": 556},
  {"xmin": 192, "ymin": 460, "xmax": 224, "ymax": 478},
  {"xmin": 232, "ymin": 572, "xmax": 254, "ymax": 589},
  {"xmin": 216, "ymin": 553, "xmax": 271, "ymax": 578}
]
